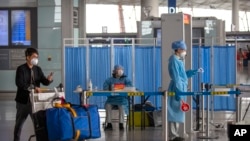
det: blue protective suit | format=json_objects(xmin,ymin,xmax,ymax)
[
  {"xmin": 103, "ymin": 75, "xmax": 132, "ymax": 114},
  {"xmin": 168, "ymin": 54, "xmax": 197, "ymax": 123}
]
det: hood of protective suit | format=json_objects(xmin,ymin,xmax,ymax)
[
  {"xmin": 112, "ymin": 64, "xmax": 126, "ymax": 78},
  {"xmin": 172, "ymin": 40, "xmax": 187, "ymax": 50},
  {"xmin": 114, "ymin": 64, "xmax": 123, "ymax": 70}
]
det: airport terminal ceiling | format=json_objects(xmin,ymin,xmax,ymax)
[
  {"xmin": 86, "ymin": 0, "xmax": 250, "ymax": 11},
  {"xmin": 0, "ymin": 0, "xmax": 250, "ymax": 11}
]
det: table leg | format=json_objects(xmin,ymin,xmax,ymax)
[
  {"xmin": 132, "ymin": 96, "xmax": 134, "ymax": 130},
  {"xmin": 141, "ymin": 95, "xmax": 145, "ymax": 130},
  {"xmin": 128, "ymin": 96, "xmax": 131, "ymax": 130}
]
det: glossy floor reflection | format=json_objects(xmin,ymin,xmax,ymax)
[{"xmin": 0, "ymin": 100, "xmax": 232, "ymax": 141}]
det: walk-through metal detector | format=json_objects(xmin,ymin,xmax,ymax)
[{"xmin": 161, "ymin": 13, "xmax": 193, "ymax": 137}]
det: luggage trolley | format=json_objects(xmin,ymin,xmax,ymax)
[{"xmin": 28, "ymin": 87, "xmax": 65, "ymax": 141}]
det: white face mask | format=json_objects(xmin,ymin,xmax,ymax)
[
  {"xmin": 117, "ymin": 70, "xmax": 124, "ymax": 76},
  {"xmin": 180, "ymin": 51, "xmax": 187, "ymax": 58},
  {"xmin": 31, "ymin": 58, "xmax": 38, "ymax": 65}
]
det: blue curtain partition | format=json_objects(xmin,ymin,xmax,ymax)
[{"xmin": 65, "ymin": 45, "xmax": 236, "ymax": 111}]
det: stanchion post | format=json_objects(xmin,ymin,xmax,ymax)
[
  {"xmin": 162, "ymin": 91, "xmax": 168, "ymax": 141},
  {"xmin": 198, "ymin": 83, "xmax": 219, "ymax": 139},
  {"xmin": 236, "ymin": 88, "xmax": 241, "ymax": 122},
  {"xmin": 206, "ymin": 94, "xmax": 210, "ymax": 136},
  {"xmin": 201, "ymin": 82, "xmax": 205, "ymax": 132}
]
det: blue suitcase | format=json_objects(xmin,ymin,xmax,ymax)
[{"xmin": 46, "ymin": 104, "xmax": 101, "ymax": 141}]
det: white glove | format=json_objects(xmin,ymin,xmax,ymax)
[
  {"xmin": 197, "ymin": 68, "xmax": 204, "ymax": 73},
  {"xmin": 74, "ymin": 85, "xmax": 82, "ymax": 93}
]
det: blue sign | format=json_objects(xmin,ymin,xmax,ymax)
[{"xmin": 168, "ymin": 0, "xmax": 176, "ymax": 13}]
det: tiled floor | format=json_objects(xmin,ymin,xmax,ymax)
[{"xmin": 0, "ymin": 100, "xmax": 233, "ymax": 141}]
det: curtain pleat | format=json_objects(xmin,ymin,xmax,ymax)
[
  {"xmin": 65, "ymin": 47, "xmax": 86, "ymax": 104},
  {"xmin": 88, "ymin": 46, "xmax": 111, "ymax": 107},
  {"xmin": 192, "ymin": 46, "xmax": 236, "ymax": 111}
]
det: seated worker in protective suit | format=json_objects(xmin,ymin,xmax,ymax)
[
  {"xmin": 103, "ymin": 65, "xmax": 132, "ymax": 130},
  {"xmin": 168, "ymin": 40, "xmax": 203, "ymax": 141}
]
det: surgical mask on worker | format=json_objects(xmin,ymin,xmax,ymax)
[
  {"xmin": 31, "ymin": 58, "xmax": 38, "ymax": 65},
  {"xmin": 180, "ymin": 51, "xmax": 186, "ymax": 58},
  {"xmin": 117, "ymin": 70, "xmax": 124, "ymax": 76}
]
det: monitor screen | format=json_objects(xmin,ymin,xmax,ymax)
[
  {"xmin": 11, "ymin": 10, "xmax": 31, "ymax": 46},
  {"xmin": 0, "ymin": 10, "xmax": 9, "ymax": 46}
]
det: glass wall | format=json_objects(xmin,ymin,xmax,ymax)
[
  {"xmin": 85, "ymin": 5, "xmax": 250, "ymax": 33},
  {"xmin": 37, "ymin": 0, "xmax": 62, "ymax": 88}
]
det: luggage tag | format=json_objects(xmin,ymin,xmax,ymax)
[{"xmin": 181, "ymin": 100, "xmax": 190, "ymax": 112}]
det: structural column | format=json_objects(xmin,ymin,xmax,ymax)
[
  {"xmin": 78, "ymin": 0, "xmax": 87, "ymax": 39},
  {"xmin": 232, "ymin": 0, "xmax": 239, "ymax": 31},
  {"xmin": 141, "ymin": 0, "xmax": 159, "ymax": 20},
  {"xmin": 61, "ymin": 0, "xmax": 74, "ymax": 39},
  {"xmin": 61, "ymin": 0, "xmax": 74, "ymax": 86}
]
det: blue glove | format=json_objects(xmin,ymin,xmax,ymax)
[{"xmin": 191, "ymin": 70, "xmax": 198, "ymax": 75}]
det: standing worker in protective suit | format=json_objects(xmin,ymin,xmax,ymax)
[
  {"xmin": 168, "ymin": 40, "xmax": 203, "ymax": 141},
  {"xmin": 103, "ymin": 65, "xmax": 133, "ymax": 130}
]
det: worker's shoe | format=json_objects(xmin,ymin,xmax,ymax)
[
  {"xmin": 119, "ymin": 123, "xmax": 124, "ymax": 130},
  {"xmin": 104, "ymin": 123, "xmax": 113, "ymax": 131}
]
